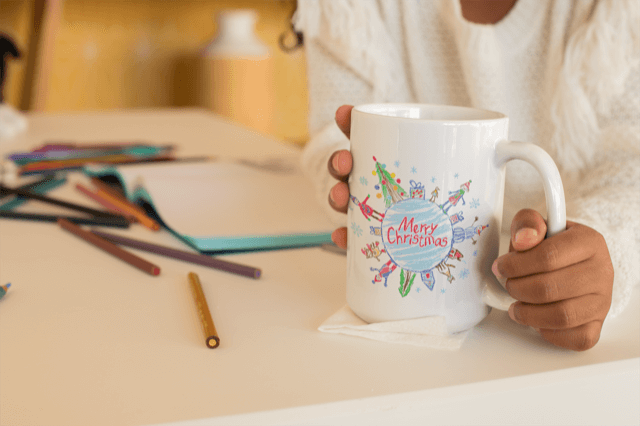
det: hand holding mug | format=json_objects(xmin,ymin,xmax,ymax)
[
  {"xmin": 496, "ymin": 209, "xmax": 613, "ymax": 351},
  {"xmin": 327, "ymin": 105, "xmax": 355, "ymax": 249}
]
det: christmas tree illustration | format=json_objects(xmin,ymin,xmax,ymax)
[
  {"xmin": 373, "ymin": 156, "xmax": 407, "ymax": 208},
  {"xmin": 399, "ymin": 268, "xmax": 417, "ymax": 297}
]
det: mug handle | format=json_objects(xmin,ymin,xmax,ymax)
[{"xmin": 481, "ymin": 140, "xmax": 567, "ymax": 310}]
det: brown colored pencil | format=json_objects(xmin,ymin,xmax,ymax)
[
  {"xmin": 188, "ymin": 272, "xmax": 220, "ymax": 349},
  {"xmin": 57, "ymin": 218, "xmax": 160, "ymax": 276},
  {"xmin": 91, "ymin": 230, "xmax": 261, "ymax": 279}
]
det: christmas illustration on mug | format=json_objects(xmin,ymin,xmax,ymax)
[{"xmin": 352, "ymin": 156, "xmax": 489, "ymax": 297}]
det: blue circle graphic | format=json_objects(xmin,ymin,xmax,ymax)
[{"xmin": 381, "ymin": 199, "xmax": 453, "ymax": 272}]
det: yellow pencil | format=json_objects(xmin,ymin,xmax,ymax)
[{"xmin": 188, "ymin": 272, "xmax": 220, "ymax": 349}]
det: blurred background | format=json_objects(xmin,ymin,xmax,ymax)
[{"xmin": 0, "ymin": 0, "xmax": 308, "ymax": 144}]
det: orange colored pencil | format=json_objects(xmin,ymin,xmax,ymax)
[
  {"xmin": 85, "ymin": 181, "xmax": 160, "ymax": 231},
  {"xmin": 90, "ymin": 177, "xmax": 129, "ymax": 199},
  {"xmin": 57, "ymin": 218, "xmax": 160, "ymax": 276},
  {"xmin": 94, "ymin": 188, "xmax": 160, "ymax": 231},
  {"xmin": 75, "ymin": 183, "xmax": 137, "ymax": 223}
]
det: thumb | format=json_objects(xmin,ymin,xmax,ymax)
[{"xmin": 510, "ymin": 208, "xmax": 547, "ymax": 252}]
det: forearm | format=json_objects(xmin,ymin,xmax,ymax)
[{"xmin": 565, "ymin": 150, "xmax": 640, "ymax": 317}]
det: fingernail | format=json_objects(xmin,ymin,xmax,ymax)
[
  {"xmin": 491, "ymin": 259, "xmax": 503, "ymax": 280},
  {"xmin": 332, "ymin": 152, "xmax": 340, "ymax": 172},
  {"xmin": 515, "ymin": 228, "xmax": 538, "ymax": 244},
  {"xmin": 508, "ymin": 304, "xmax": 517, "ymax": 322}
]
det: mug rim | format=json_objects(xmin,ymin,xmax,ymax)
[{"xmin": 353, "ymin": 103, "xmax": 507, "ymax": 123}]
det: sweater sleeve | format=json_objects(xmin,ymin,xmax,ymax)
[
  {"xmin": 299, "ymin": 37, "xmax": 375, "ymax": 227},
  {"xmin": 295, "ymin": 0, "xmax": 412, "ymax": 226},
  {"xmin": 565, "ymin": 124, "xmax": 640, "ymax": 318}
]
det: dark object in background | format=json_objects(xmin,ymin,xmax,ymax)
[{"xmin": 0, "ymin": 34, "xmax": 20, "ymax": 102}]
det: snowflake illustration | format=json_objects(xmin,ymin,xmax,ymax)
[
  {"xmin": 473, "ymin": 250, "xmax": 478, "ymax": 257},
  {"xmin": 459, "ymin": 268, "xmax": 470, "ymax": 279},
  {"xmin": 441, "ymin": 288, "xmax": 446, "ymax": 294},
  {"xmin": 470, "ymin": 198, "xmax": 480, "ymax": 209},
  {"xmin": 359, "ymin": 176, "xmax": 368, "ymax": 186},
  {"xmin": 454, "ymin": 173, "xmax": 459, "ymax": 179},
  {"xmin": 431, "ymin": 176, "xmax": 437, "ymax": 183},
  {"xmin": 411, "ymin": 166, "xmax": 417, "ymax": 174},
  {"xmin": 351, "ymin": 222, "xmax": 363, "ymax": 237},
  {"xmin": 416, "ymin": 287, "xmax": 421, "ymax": 293},
  {"xmin": 394, "ymin": 160, "xmax": 401, "ymax": 168}
]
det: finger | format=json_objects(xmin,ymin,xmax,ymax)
[
  {"xmin": 328, "ymin": 150, "xmax": 353, "ymax": 182},
  {"xmin": 537, "ymin": 321, "xmax": 603, "ymax": 351},
  {"xmin": 328, "ymin": 181, "xmax": 350, "ymax": 214},
  {"xmin": 509, "ymin": 294, "xmax": 610, "ymax": 330},
  {"xmin": 505, "ymin": 259, "xmax": 611, "ymax": 303},
  {"xmin": 331, "ymin": 227, "xmax": 348, "ymax": 249},
  {"xmin": 335, "ymin": 105, "xmax": 354, "ymax": 139},
  {"xmin": 510, "ymin": 208, "xmax": 547, "ymax": 252},
  {"xmin": 494, "ymin": 221, "xmax": 600, "ymax": 278}
]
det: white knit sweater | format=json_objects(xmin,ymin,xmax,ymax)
[{"xmin": 295, "ymin": 0, "xmax": 640, "ymax": 317}]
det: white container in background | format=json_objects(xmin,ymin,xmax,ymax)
[{"xmin": 202, "ymin": 10, "xmax": 274, "ymax": 135}]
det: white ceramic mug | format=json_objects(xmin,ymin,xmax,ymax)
[{"xmin": 347, "ymin": 104, "xmax": 566, "ymax": 333}]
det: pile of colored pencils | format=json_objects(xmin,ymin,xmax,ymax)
[{"xmin": 8, "ymin": 142, "xmax": 176, "ymax": 175}]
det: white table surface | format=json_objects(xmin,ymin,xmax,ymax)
[{"xmin": 0, "ymin": 109, "xmax": 638, "ymax": 426}]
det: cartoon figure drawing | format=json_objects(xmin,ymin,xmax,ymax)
[
  {"xmin": 430, "ymin": 186, "xmax": 440, "ymax": 202},
  {"xmin": 362, "ymin": 241, "xmax": 385, "ymax": 261},
  {"xmin": 371, "ymin": 260, "xmax": 397, "ymax": 286},
  {"xmin": 441, "ymin": 180, "xmax": 471, "ymax": 213},
  {"xmin": 452, "ymin": 216, "xmax": 489, "ymax": 245},
  {"xmin": 351, "ymin": 194, "xmax": 385, "ymax": 222},
  {"xmin": 436, "ymin": 261, "xmax": 456, "ymax": 283}
]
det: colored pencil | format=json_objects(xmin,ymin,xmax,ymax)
[
  {"xmin": 86, "ymin": 181, "xmax": 160, "ymax": 231},
  {"xmin": 0, "ymin": 211, "xmax": 130, "ymax": 228},
  {"xmin": 18, "ymin": 154, "xmax": 177, "ymax": 174},
  {"xmin": 0, "ymin": 178, "xmax": 67, "ymax": 211},
  {"xmin": 89, "ymin": 177, "xmax": 127, "ymax": 198},
  {"xmin": 0, "ymin": 283, "xmax": 11, "ymax": 301},
  {"xmin": 0, "ymin": 184, "xmax": 123, "ymax": 219},
  {"xmin": 188, "ymin": 272, "xmax": 220, "ymax": 349},
  {"xmin": 18, "ymin": 156, "xmax": 210, "ymax": 176},
  {"xmin": 0, "ymin": 174, "xmax": 56, "ymax": 200},
  {"xmin": 57, "ymin": 219, "xmax": 160, "ymax": 275},
  {"xmin": 75, "ymin": 183, "xmax": 137, "ymax": 222},
  {"xmin": 91, "ymin": 230, "xmax": 262, "ymax": 279}
]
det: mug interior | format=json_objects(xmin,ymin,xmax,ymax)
[{"xmin": 355, "ymin": 103, "xmax": 506, "ymax": 121}]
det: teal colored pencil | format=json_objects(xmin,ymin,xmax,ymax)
[{"xmin": 0, "ymin": 283, "xmax": 11, "ymax": 300}]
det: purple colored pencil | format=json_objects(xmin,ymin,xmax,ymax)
[{"xmin": 91, "ymin": 230, "xmax": 261, "ymax": 279}]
